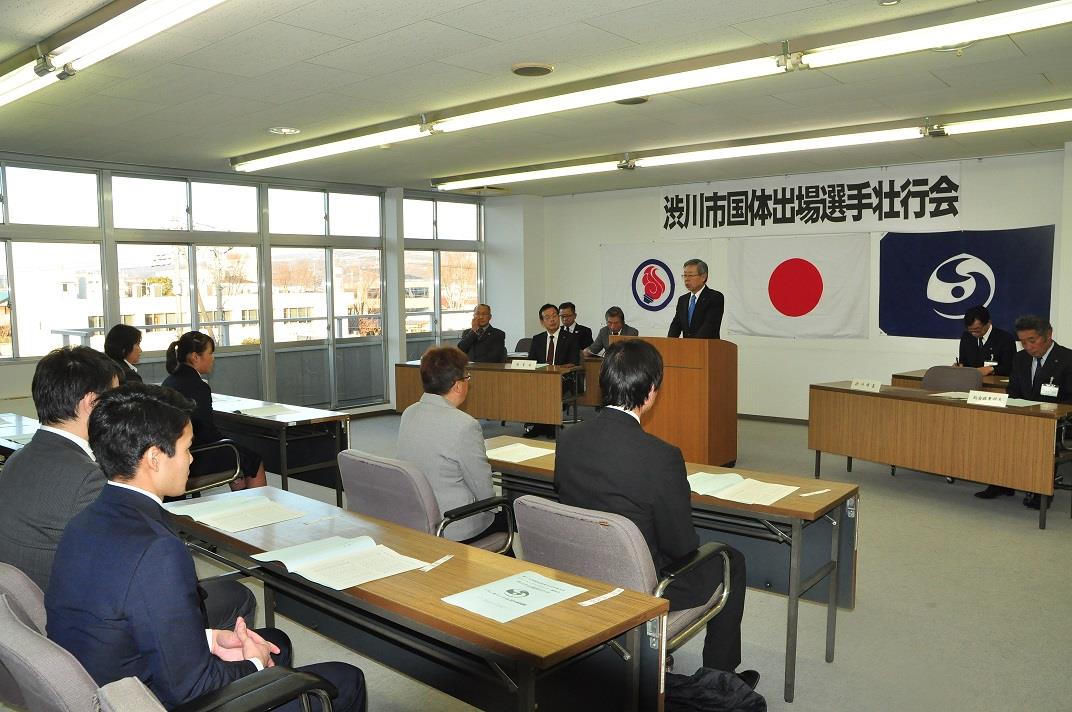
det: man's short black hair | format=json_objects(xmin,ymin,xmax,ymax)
[
  {"xmin": 31, "ymin": 346, "xmax": 120, "ymax": 426},
  {"xmin": 104, "ymin": 324, "xmax": 142, "ymax": 362},
  {"xmin": 89, "ymin": 383, "xmax": 194, "ymax": 482},
  {"xmin": 600, "ymin": 339, "xmax": 663, "ymax": 410},
  {"xmin": 605, "ymin": 306, "xmax": 625, "ymax": 321},
  {"xmin": 539, "ymin": 303, "xmax": 558, "ymax": 320},
  {"xmin": 420, "ymin": 346, "xmax": 468, "ymax": 395},
  {"xmin": 1014, "ymin": 314, "xmax": 1052, "ymax": 335},
  {"xmin": 558, "ymin": 302, "xmax": 576, "ymax": 313},
  {"xmin": 963, "ymin": 305, "xmax": 991, "ymax": 327}
]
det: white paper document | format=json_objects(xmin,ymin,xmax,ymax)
[
  {"xmin": 485, "ymin": 442, "xmax": 552, "ymax": 463},
  {"xmin": 687, "ymin": 472, "xmax": 744, "ymax": 496},
  {"xmin": 929, "ymin": 391, "xmax": 971, "ymax": 399},
  {"xmin": 442, "ymin": 571, "xmax": 587, "ymax": 623},
  {"xmin": 713, "ymin": 479, "xmax": 799, "ymax": 506},
  {"xmin": 252, "ymin": 535, "xmax": 427, "ymax": 590},
  {"xmin": 166, "ymin": 495, "xmax": 305, "ymax": 532},
  {"xmin": 234, "ymin": 404, "xmax": 297, "ymax": 418},
  {"xmin": 1006, "ymin": 398, "xmax": 1046, "ymax": 407}
]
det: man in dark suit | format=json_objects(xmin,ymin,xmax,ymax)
[
  {"xmin": 584, "ymin": 306, "xmax": 640, "ymax": 357},
  {"xmin": 457, "ymin": 303, "xmax": 507, "ymax": 363},
  {"xmin": 555, "ymin": 340, "xmax": 755, "ymax": 686},
  {"xmin": 558, "ymin": 302, "xmax": 594, "ymax": 352},
  {"xmin": 0, "ymin": 346, "xmax": 254, "ymax": 629},
  {"xmin": 524, "ymin": 303, "xmax": 581, "ymax": 438},
  {"xmin": 957, "ymin": 305, "xmax": 1015, "ymax": 376},
  {"xmin": 667, "ymin": 258, "xmax": 724, "ymax": 339},
  {"xmin": 46, "ymin": 383, "xmax": 366, "ymax": 712},
  {"xmin": 977, "ymin": 315, "xmax": 1072, "ymax": 507}
]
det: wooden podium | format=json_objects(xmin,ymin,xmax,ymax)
[{"xmin": 615, "ymin": 336, "xmax": 737, "ymax": 466}]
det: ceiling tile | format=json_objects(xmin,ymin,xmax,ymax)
[
  {"xmin": 274, "ymin": 0, "xmax": 479, "ymax": 42},
  {"xmin": 433, "ymin": 0, "xmax": 652, "ymax": 41},
  {"xmin": 166, "ymin": 0, "xmax": 324, "ymax": 44},
  {"xmin": 439, "ymin": 23, "xmax": 636, "ymax": 75},
  {"xmin": 221, "ymin": 61, "xmax": 370, "ymax": 104},
  {"xmin": 774, "ymin": 72, "xmax": 949, "ymax": 109},
  {"xmin": 136, "ymin": 93, "xmax": 274, "ymax": 130},
  {"xmin": 586, "ymin": 0, "xmax": 824, "ymax": 44},
  {"xmin": 175, "ymin": 21, "xmax": 353, "ymax": 78},
  {"xmin": 99, "ymin": 64, "xmax": 244, "ymax": 105}
]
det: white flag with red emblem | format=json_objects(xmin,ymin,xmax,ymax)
[{"xmin": 726, "ymin": 233, "xmax": 869, "ymax": 338}]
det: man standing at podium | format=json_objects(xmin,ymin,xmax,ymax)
[{"xmin": 667, "ymin": 258, "xmax": 724, "ymax": 339}]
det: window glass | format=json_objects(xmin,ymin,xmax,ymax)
[
  {"xmin": 333, "ymin": 249, "xmax": 382, "ymax": 337},
  {"xmin": 11, "ymin": 242, "xmax": 104, "ymax": 355},
  {"xmin": 403, "ymin": 251, "xmax": 433, "ymax": 333},
  {"xmin": 116, "ymin": 244, "xmax": 191, "ymax": 352},
  {"xmin": 329, "ymin": 193, "xmax": 380, "ymax": 237},
  {"xmin": 192, "ymin": 182, "xmax": 257, "ymax": 232},
  {"xmin": 271, "ymin": 247, "xmax": 327, "ymax": 341},
  {"xmin": 435, "ymin": 202, "xmax": 479, "ymax": 241},
  {"xmin": 112, "ymin": 176, "xmax": 188, "ymax": 230},
  {"xmin": 403, "ymin": 199, "xmax": 433, "ymax": 239},
  {"xmin": 6, "ymin": 167, "xmax": 99, "ymax": 227},
  {"xmin": 439, "ymin": 252, "xmax": 479, "ymax": 331},
  {"xmin": 0, "ymin": 248, "xmax": 10, "ymax": 357},
  {"xmin": 196, "ymin": 245, "xmax": 260, "ymax": 346},
  {"xmin": 268, "ymin": 188, "xmax": 324, "ymax": 235}
]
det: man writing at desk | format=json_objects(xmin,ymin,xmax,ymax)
[
  {"xmin": 584, "ymin": 306, "xmax": 639, "ymax": 357},
  {"xmin": 975, "ymin": 315, "xmax": 1072, "ymax": 507},
  {"xmin": 457, "ymin": 304, "xmax": 507, "ymax": 363},
  {"xmin": 957, "ymin": 305, "xmax": 1015, "ymax": 376},
  {"xmin": 668, "ymin": 259, "xmax": 724, "ymax": 339}
]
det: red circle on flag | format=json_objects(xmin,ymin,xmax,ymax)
[{"xmin": 768, "ymin": 258, "xmax": 823, "ymax": 317}]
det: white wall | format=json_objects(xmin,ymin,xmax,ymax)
[{"xmin": 518, "ymin": 150, "xmax": 1068, "ymax": 419}]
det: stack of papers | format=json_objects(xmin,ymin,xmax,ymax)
[
  {"xmin": 166, "ymin": 495, "xmax": 305, "ymax": 532},
  {"xmin": 687, "ymin": 471, "xmax": 798, "ymax": 505},
  {"xmin": 252, "ymin": 536, "xmax": 427, "ymax": 590},
  {"xmin": 1006, "ymin": 397, "xmax": 1045, "ymax": 407},
  {"xmin": 442, "ymin": 571, "xmax": 587, "ymax": 623},
  {"xmin": 930, "ymin": 391, "xmax": 971, "ymax": 399},
  {"xmin": 485, "ymin": 442, "xmax": 551, "ymax": 463},
  {"xmin": 234, "ymin": 404, "xmax": 297, "ymax": 418}
]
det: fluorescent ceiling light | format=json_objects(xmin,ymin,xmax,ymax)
[
  {"xmin": 435, "ymin": 162, "xmax": 622, "ymax": 191},
  {"xmin": 803, "ymin": 0, "xmax": 1072, "ymax": 68},
  {"xmin": 232, "ymin": 125, "xmax": 427, "ymax": 172},
  {"xmin": 434, "ymin": 57, "xmax": 783, "ymax": 133},
  {"xmin": 942, "ymin": 107, "xmax": 1072, "ymax": 134},
  {"xmin": 0, "ymin": 63, "xmax": 59, "ymax": 109}
]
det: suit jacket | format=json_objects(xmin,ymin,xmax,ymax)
[
  {"xmin": 1007, "ymin": 342, "xmax": 1072, "ymax": 403},
  {"xmin": 958, "ymin": 327, "xmax": 1015, "ymax": 376},
  {"xmin": 457, "ymin": 325, "xmax": 507, "ymax": 363},
  {"xmin": 667, "ymin": 286, "xmax": 724, "ymax": 339},
  {"xmin": 113, "ymin": 358, "xmax": 144, "ymax": 384},
  {"xmin": 0, "ymin": 430, "xmax": 104, "ymax": 591},
  {"xmin": 527, "ymin": 330, "xmax": 581, "ymax": 365},
  {"xmin": 555, "ymin": 408, "xmax": 717, "ymax": 610},
  {"xmin": 397, "ymin": 393, "xmax": 495, "ymax": 540},
  {"xmin": 561, "ymin": 323, "xmax": 593, "ymax": 352},
  {"xmin": 46, "ymin": 485, "xmax": 255, "ymax": 708},
  {"xmin": 162, "ymin": 364, "xmax": 223, "ymax": 446},
  {"xmin": 586, "ymin": 324, "xmax": 640, "ymax": 355}
]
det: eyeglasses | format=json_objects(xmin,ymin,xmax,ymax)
[
  {"xmin": 460, "ymin": 373, "xmax": 472, "ymax": 382},
  {"xmin": 682, "ymin": 272, "xmax": 701, "ymax": 278}
]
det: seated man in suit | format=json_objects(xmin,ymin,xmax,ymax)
[
  {"xmin": 957, "ymin": 305, "xmax": 1015, "ymax": 376},
  {"xmin": 555, "ymin": 340, "xmax": 756, "ymax": 687},
  {"xmin": 667, "ymin": 258, "xmax": 724, "ymax": 339},
  {"xmin": 525, "ymin": 303, "xmax": 581, "ymax": 438},
  {"xmin": 558, "ymin": 302, "xmax": 594, "ymax": 352},
  {"xmin": 0, "ymin": 346, "xmax": 255, "ymax": 630},
  {"xmin": 46, "ymin": 383, "xmax": 366, "ymax": 712},
  {"xmin": 977, "ymin": 315, "xmax": 1072, "ymax": 507},
  {"xmin": 457, "ymin": 303, "xmax": 507, "ymax": 363},
  {"xmin": 584, "ymin": 306, "xmax": 640, "ymax": 357},
  {"xmin": 397, "ymin": 346, "xmax": 507, "ymax": 543}
]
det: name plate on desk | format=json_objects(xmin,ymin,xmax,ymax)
[
  {"xmin": 967, "ymin": 390, "xmax": 1008, "ymax": 407},
  {"xmin": 509, "ymin": 359, "xmax": 539, "ymax": 370},
  {"xmin": 849, "ymin": 378, "xmax": 882, "ymax": 393}
]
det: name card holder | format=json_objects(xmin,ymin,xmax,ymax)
[
  {"xmin": 849, "ymin": 378, "xmax": 882, "ymax": 393},
  {"xmin": 510, "ymin": 359, "xmax": 539, "ymax": 370},
  {"xmin": 967, "ymin": 390, "xmax": 1008, "ymax": 407}
]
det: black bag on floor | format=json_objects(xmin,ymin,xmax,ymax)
[{"xmin": 666, "ymin": 668, "xmax": 767, "ymax": 712}]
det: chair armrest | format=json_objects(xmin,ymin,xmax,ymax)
[
  {"xmin": 654, "ymin": 542, "xmax": 731, "ymax": 598},
  {"xmin": 436, "ymin": 496, "xmax": 512, "ymax": 537},
  {"xmin": 171, "ymin": 667, "xmax": 337, "ymax": 712},
  {"xmin": 186, "ymin": 440, "xmax": 241, "ymax": 494}
]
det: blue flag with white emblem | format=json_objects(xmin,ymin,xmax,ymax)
[{"xmin": 879, "ymin": 226, "xmax": 1054, "ymax": 338}]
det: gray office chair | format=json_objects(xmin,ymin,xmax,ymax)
[
  {"xmin": 338, "ymin": 449, "xmax": 514, "ymax": 554},
  {"xmin": 514, "ymin": 337, "xmax": 533, "ymax": 354},
  {"xmin": 920, "ymin": 365, "xmax": 983, "ymax": 391},
  {"xmin": 512, "ymin": 495, "xmax": 730, "ymax": 655},
  {"xmin": 0, "ymin": 563, "xmax": 46, "ymax": 709},
  {"xmin": 185, "ymin": 440, "xmax": 242, "ymax": 495}
]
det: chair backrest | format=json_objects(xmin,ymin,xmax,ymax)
[
  {"xmin": 921, "ymin": 365, "xmax": 983, "ymax": 391},
  {"xmin": 97, "ymin": 677, "xmax": 166, "ymax": 712},
  {"xmin": 514, "ymin": 337, "xmax": 533, "ymax": 353},
  {"xmin": 0, "ymin": 562, "xmax": 46, "ymax": 633},
  {"xmin": 0, "ymin": 594, "xmax": 98, "ymax": 712},
  {"xmin": 338, "ymin": 449, "xmax": 440, "ymax": 533},
  {"xmin": 513, "ymin": 495, "xmax": 658, "ymax": 595}
]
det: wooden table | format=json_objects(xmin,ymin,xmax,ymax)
[
  {"xmin": 891, "ymin": 368, "xmax": 1008, "ymax": 393},
  {"xmin": 167, "ymin": 488, "xmax": 668, "ymax": 712},
  {"xmin": 578, "ymin": 357, "xmax": 603, "ymax": 407},
  {"xmin": 211, "ymin": 394, "xmax": 351, "ymax": 505},
  {"xmin": 809, "ymin": 381, "xmax": 1072, "ymax": 528},
  {"xmin": 0, "ymin": 412, "xmax": 39, "ymax": 459},
  {"xmin": 395, "ymin": 362, "xmax": 581, "ymax": 426},
  {"xmin": 485, "ymin": 436, "xmax": 857, "ymax": 704}
]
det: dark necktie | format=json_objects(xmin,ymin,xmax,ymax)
[
  {"xmin": 978, "ymin": 337, "xmax": 983, "ymax": 349},
  {"xmin": 1032, "ymin": 357, "xmax": 1043, "ymax": 386},
  {"xmin": 546, "ymin": 334, "xmax": 554, "ymax": 364},
  {"xmin": 612, "ymin": 331, "xmax": 619, "ymax": 336}
]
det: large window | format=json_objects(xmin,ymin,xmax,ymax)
[
  {"xmin": 268, "ymin": 189, "xmax": 324, "ymax": 235},
  {"xmin": 271, "ymin": 247, "xmax": 327, "ymax": 341},
  {"xmin": 329, "ymin": 194, "xmax": 380, "ymax": 237},
  {"xmin": 192, "ymin": 183, "xmax": 257, "ymax": 232},
  {"xmin": 5, "ymin": 167, "xmax": 99, "ymax": 227},
  {"xmin": 403, "ymin": 251, "xmax": 434, "ymax": 334},
  {"xmin": 117, "ymin": 244, "xmax": 191, "ymax": 351},
  {"xmin": 0, "ymin": 247, "xmax": 10, "ymax": 358},
  {"xmin": 403, "ymin": 198, "xmax": 478, "ymax": 240},
  {"xmin": 196, "ymin": 245, "xmax": 260, "ymax": 346},
  {"xmin": 113, "ymin": 177, "xmax": 187, "ymax": 230},
  {"xmin": 11, "ymin": 242, "xmax": 104, "ymax": 355},
  {"xmin": 439, "ymin": 252, "xmax": 479, "ymax": 331},
  {"xmin": 334, "ymin": 249, "xmax": 382, "ymax": 337}
]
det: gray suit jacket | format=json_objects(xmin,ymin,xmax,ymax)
[
  {"xmin": 586, "ymin": 324, "xmax": 640, "ymax": 355},
  {"xmin": 0, "ymin": 429, "xmax": 104, "ymax": 590},
  {"xmin": 396, "ymin": 393, "xmax": 495, "ymax": 540}
]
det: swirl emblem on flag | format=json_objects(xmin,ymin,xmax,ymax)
[
  {"xmin": 631, "ymin": 259, "xmax": 675, "ymax": 312},
  {"xmin": 926, "ymin": 253, "xmax": 995, "ymax": 320}
]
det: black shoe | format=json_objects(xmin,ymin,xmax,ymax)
[
  {"xmin": 522, "ymin": 425, "xmax": 539, "ymax": 439},
  {"xmin": 974, "ymin": 485, "xmax": 1014, "ymax": 499},
  {"xmin": 737, "ymin": 669, "xmax": 760, "ymax": 690},
  {"xmin": 1023, "ymin": 493, "xmax": 1042, "ymax": 510}
]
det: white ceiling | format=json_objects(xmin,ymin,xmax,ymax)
[{"xmin": 1, "ymin": 0, "xmax": 1070, "ymax": 196}]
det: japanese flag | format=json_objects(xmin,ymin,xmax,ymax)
[{"xmin": 726, "ymin": 233, "xmax": 869, "ymax": 338}]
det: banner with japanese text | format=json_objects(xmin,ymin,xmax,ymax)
[{"xmin": 660, "ymin": 164, "xmax": 961, "ymax": 237}]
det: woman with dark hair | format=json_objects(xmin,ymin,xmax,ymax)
[
  {"xmin": 162, "ymin": 331, "xmax": 267, "ymax": 490},
  {"xmin": 104, "ymin": 324, "xmax": 144, "ymax": 384}
]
